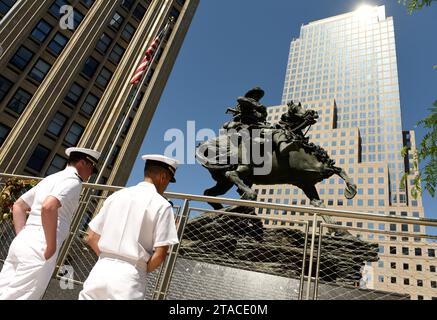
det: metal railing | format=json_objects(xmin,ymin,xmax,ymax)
[{"xmin": 1, "ymin": 173, "xmax": 436, "ymax": 300}]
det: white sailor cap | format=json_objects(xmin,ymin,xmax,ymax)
[
  {"xmin": 142, "ymin": 154, "xmax": 179, "ymax": 183},
  {"xmin": 66, "ymin": 147, "xmax": 101, "ymax": 174}
]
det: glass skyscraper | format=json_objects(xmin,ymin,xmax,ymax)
[
  {"xmin": 282, "ymin": 5, "xmax": 405, "ymax": 205},
  {"xmin": 256, "ymin": 5, "xmax": 436, "ymax": 300}
]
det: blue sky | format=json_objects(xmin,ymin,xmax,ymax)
[{"xmin": 127, "ymin": 0, "xmax": 436, "ymax": 219}]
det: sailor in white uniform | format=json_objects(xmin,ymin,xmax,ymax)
[
  {"xmin": 79, "ymin": 155, "xmax": 180, "ymax": 300},
  {"xmin": 0, "ymin": 147, "xmax": 101, "ymax": 300}
]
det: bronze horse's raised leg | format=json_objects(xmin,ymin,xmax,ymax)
[
  {"xmin": 224, "ymin": 165, "xmax": 258, "ymax": 201},
  {"xmin": 334, "ymin": 167, "xmax": 357, "ymax": 199},
  {"xmin": 299, "ymin": 184, "xmax": 351, "ymax": 236},
  {"xmin": 204, "ymin": 178, "xmax": 234, "ymax": 210}
]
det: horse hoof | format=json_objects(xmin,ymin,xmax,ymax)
[
  {"xmin": 345, "ymin": 184, "xmax": 357, "ymax": 199},
  {"xmin": 242, "ymin": 192, "xmax": 257, "ymax": 201},
  {"xmin": 310, "ymin": 200, "xmax": 325, "ymax": 208}
]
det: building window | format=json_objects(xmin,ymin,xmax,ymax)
[
  {"xmin": 403, "ymin": 263, "xmax": 409, "ymax": 270},
  {"xmin": 10, "ymin": 46, "xmax": 34, "ymax": 70},
  {"xmin": 31, "ymin": 19, "xmax": 53, "ymax": 44},
  {"xmin": 64, "ymin": 83, "xmax": 84, "ymax": 106},
  {"xmin": 109, "ymin": 12, "xmax": 124, "ymax": 30},
  {"xmin": 0, "ymin": 0, "xmax": 16, "ymax": 15},
  {"xmin": 81, "ymin": 93, "xmax": 99, "ymax": 117},
  {"xmin": 96, "ymin": 68, "xmax": 113, "ymax": 88},
  {"xmin": 82, "ymin": 0, "xmax": 95, "ymax": 8},
  {"xmin": 6, "ymin": 88, "xmax": 32, "ymax": 115},
  {"xmin": 390, "ymin": 262, "xmax": 396, "ymax": 269},
  {"xmin": 27, "ymin": 145, "xmax": 50, "ymax": 172},
  {"xmin": 415, "ymin": 248, "xmax": 422, "ymax": 256},
  {"xmin": 429, "ymin": 249, "xmax": 436, "ymax": 257},
  {"xmin": 46, "ymin": 155, "xmax": 67, "ymax": 176},
  {"xmin": 390, "ymin": 277, "xmax": 396, "ymax": 284},
  {"xmin": 50, "ymin": 0, "xmax": 69, "ymax": 18},
  {"xmin": 0, "ymin": 123, "xmax": 11, "ymax": 147},
  {"xmin": 401, "ymin": 224, "xmax": 408, "ymax": 232},
  {"xmin": 416, "ymin": 265, "xmax": 423, "ymax": 272},
  {"xmin": 378, "ymin": 276, "xmax": 384, "ymax": 283},
  {"xmin": 390, "ymin": 224, "xmax": 397, "ymax": 232},
  {"xmin": 121, "ymin": 23, "xmax": 136, "ymax": 41},
  {"xmin": 0, "ymin": 75, "xmax": 13, "ymax": 102},
  {"xmin": 132, "ymin": 4, "xmax": 146, "ymax": 21},
  {"xmin": 430, "ymin": 266, "xmax": 436, "ymax": 273},
  {"xmin": 390, "ymin": 247, "xmax": 397, "ymax": 255},
  {"xmin": 417, "ymin": 280, "xmax": 423, "ymax": 287},
  {"xmin": 431, "ymin": 281, "xmax": 437, "ymax": 289},
  {"xmin": 96, "ymin": 33, "xmax": 112, "ymax": 54},
  {"xmin": 82, "ymin": 56, "xmax": 99, "ymax": 79},
  {"xmin": 170, "ymin": 7, "xmax": 180, "ymax": 20},
  {"xmin": 108, "ymin": 145, "xmax": 121, "ymax": 168},
  {"xmin": 47, "ymin": 112, "xmax": 68, "ymax": 136},
  {"xmin": 109, "ymin": 44, "xmax": 125, "ymax": 65},
  {"xmin": 404, "ymin": 279, "xmax": 410, "ymax": 285},
  {"xmin": 73, "ymin": 9, "xmax": 84, "ymax": 27},
  {"xmin": 121, "ymin": 0, "xmax": 135, "ymax": 10},
  {"xmin": 48, "ymin": 32, "xmax": 69, "ymax": 56},
  {"xmin": 418, "ymin": 295, "xmax": 424, "ymax": 300},
  {"xmin": 402, "ymin": 247, "xmax": 409, "ymax": 255},
  {"xmin": 64, "ymin": 122, "xmax": 84, "ymax": 146},
  {"xmin": 122, "ymin": 117, "xmax": 133, "ymax": 135},
  {"xmin": 29, "ymin": 59, "xmax": 52, "ymax": 83}
]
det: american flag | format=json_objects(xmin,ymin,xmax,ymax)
[{"xmin": 129, "ymin": 23, "xmax": 170, "ymax": 85}]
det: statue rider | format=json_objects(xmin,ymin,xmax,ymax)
[{"xmin": 223, "ymin": 87, "xmax": 269, "ymax": 131}]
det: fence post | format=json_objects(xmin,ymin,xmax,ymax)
[
  {"xmin": 298, "ymin": 222, "xmax": 310, "ymax": 300},
  {"xmin": 313, "ymin": 223, "xmax": 324, "ymax": 300},
  {"xmin": 152, "ymin": 199, "xmax": 190, "ymax": 300},
  {"xmin": 305, "ymin": 213, "xmax": 318, "ymax": 300}
]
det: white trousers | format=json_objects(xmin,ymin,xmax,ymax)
[
  {"xmin": 79, "ymin": 256, "xmax": 148, "ymax": 300},
  {"xmin": 0, "ymin": 227, "xmax": 58, "ymax": 300}
]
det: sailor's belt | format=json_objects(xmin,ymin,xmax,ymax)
[{"xmin": 99, "ymin": 253, "xmax": 148, "ymax": 270}]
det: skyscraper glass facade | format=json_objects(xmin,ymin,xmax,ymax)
[{"xmin": 282, "ymin": 5, "xmax": 405, "ymax": 205}]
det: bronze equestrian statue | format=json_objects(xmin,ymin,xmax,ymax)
[{"xmin": 196, "ymin": 87, "xmax": 357, "ymax": 228}]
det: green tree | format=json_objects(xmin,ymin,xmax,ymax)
[
  {"xmin": 399, "ymin": 0, "xmax": 434, "ymax": 14},
  {"xmin": 402, "ymin": 101, "xmax": 437, "ymax": 198}
]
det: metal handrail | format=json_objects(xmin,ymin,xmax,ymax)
[
  {"xmin": 1, "ymin": 172, "xmax": 436, "ymax": 301},
  {"xmin": 2, "ymin": 172, "xmax": 436, "ymax": 227}
]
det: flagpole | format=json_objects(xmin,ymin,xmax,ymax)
[{"xmin": 94, "ymin": 18, "xmax": 174, "ymax": 185}]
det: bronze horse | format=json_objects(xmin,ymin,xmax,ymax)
[{"xmin": 196, "ymin": 102, "xmax": 357, "ymax": 227}]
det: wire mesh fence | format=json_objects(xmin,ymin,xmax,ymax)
[
  {"xmin": 162, "ymin": 207, "xmax": 309, "ymax": 300},
  {"xmin": 313, "ymin": 222, "xmax": 437, "ymax": 300},
  {"xmin": 1, "ymin": 173, "xmax": 436, "ymax": 300}
]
